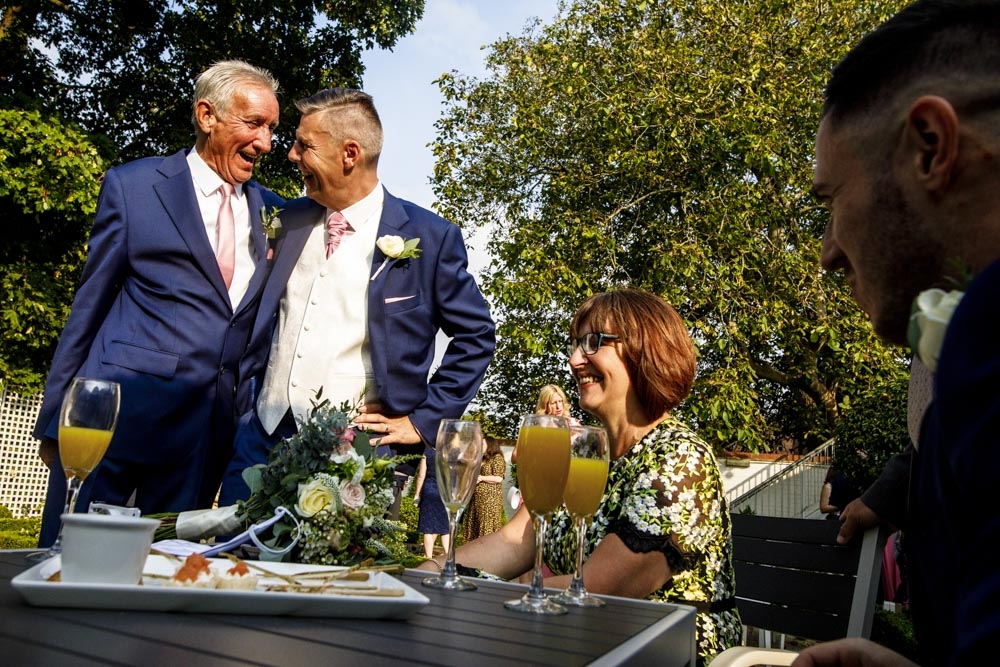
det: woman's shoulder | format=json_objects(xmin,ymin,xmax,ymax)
[{"xmin": 649, "ymin": 417, "xmax": 713, "ymax": 452}]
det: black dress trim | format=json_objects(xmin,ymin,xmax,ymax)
[{"xmin": 608, "ymin": 518, "xmax": 691, "ymax": 574}]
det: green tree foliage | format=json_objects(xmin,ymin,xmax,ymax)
[
  {"xmin": 2, "ymin": 0, "xmax": 425, "ymax": 193},
  {"xmin": 432, "ymin": 0, "xmax": 911, "ymax": 447},
  {"xmin": 833, "ymin": 372, "xmax": 910, "ymax": 494},
  {"xmin": 0, "ymin": 109, "xmax": 104, "ymax": 388},
  {"xmin": 0, "ymin": 0, "xmax": 424, "ymax": 390}
]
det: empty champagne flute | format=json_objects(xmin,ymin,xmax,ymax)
[
  {"xmin": 552, "ymin": 424, "xmax": 610, "ymax": 607},
  {"xmin": 504, "ymin": 413, "xmax": 572, "ymax": 614},
  {"xmin": 28, "ymin": 377, "xmax": 120, "ymax": 563},
  {"xmin": 422, "ymin": 419, "xmax": 483, "ymax": 591}
]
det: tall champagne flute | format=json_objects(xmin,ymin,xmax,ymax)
[
  {"xmin": 28, "ymin": 377, "xmax": 120, "ymax": 563},
  {"xmin": 552, "ymin": 425, "xmax": 610, "ymax": 607},
  {"xmin": 422, "ymin": 419, "xmax": 483, "ymax": 591},
  {"xmin": 504, "ymin": 413, "xmax": 571, "ymax": 614}
]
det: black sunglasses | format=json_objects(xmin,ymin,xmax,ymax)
[{"xmin": 567, "ymin": 332, "xmax": 620, "ymax": 356}]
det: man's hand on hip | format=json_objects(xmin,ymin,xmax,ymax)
[{"xmin": 353, "ymin": 402, "xmax": 422, "ymax": 447}]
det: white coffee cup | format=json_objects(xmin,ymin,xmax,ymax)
[{"xmin": 60, "ymin": 513, "xmax": 161, "ymax": 584}]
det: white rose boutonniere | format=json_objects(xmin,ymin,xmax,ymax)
[
  {"xmin": 908, "ymin": 288, "xmax": 964, "ymax": 372},
  {"xmin": 371, "ymin": 235, "xmax": 421, "ymax": 281}
]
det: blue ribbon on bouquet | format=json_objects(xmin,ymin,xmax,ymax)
[{"xmin": 201, "ymin": 506, "xmax": 301, "ymax": 558}]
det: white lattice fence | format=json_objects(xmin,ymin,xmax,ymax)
[{"xmin": 0, "ymin": 384, "xmax": 48, "ymax": 517}]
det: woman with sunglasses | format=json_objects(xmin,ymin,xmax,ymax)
[{"xmin": 420, "ymin": 288, "xmax": 739, "ymax": 664}]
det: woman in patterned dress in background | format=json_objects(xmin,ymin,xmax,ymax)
[
  {"xmin": 422, "ymin": 288, "xmax": 740, "ymax": 664},
  {"xmin": 463, "ymin": 436, "xmax": 507, "ymax": 541}
]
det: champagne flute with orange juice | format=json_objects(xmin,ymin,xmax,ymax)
[
  {"xmin": 29, "ymin": 378, "xmax": 120, "ymax": 562},
  {"xmin": 552, "ymin": 424, "xmax": 610, "ymax": 607},
  {"xmin": 504, "ymin": 413, "xmax": 572, "ymax": 615}
]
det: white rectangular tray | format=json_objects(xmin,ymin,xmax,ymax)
[{"xmin": 12, "ymin": 554, "xmax": 429, "ymax": 620}]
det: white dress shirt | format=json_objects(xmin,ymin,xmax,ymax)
[{"xmin": 187, "ymin": 149, "xmax": 254, "ymax": 308}]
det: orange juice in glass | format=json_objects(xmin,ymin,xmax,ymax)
[
  {"xmin": 504, "ymin": 414, "xmax": 571, "ymax": 615},
  {"xmin": 59, "ymin": 426, "xmax": 114, "ymax": 479},
  {"xmin": 553, "ymin": 424, "xmax": 610, "ymax": 607},
  {"xmin": 516, "ymin": 425, "xmax": 572, "ymax": 515},
  {"xmin": 27, "ymin": 377, "xmax": 121, "ymax": 563},
  {"xmin": 563, "ymin": 457, "xmax": 609, "ymax": 518}
]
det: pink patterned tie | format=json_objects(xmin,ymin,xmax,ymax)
[
  {"xmin": 326, "ymin": 211, "xmax": 350, "ymax": 258},
  {"xmin": 216, "ymin": 183, "xmax": 236, "ymax": 289}
]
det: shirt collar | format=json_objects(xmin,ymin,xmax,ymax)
[
  {"xmin": 333, "ymin": 181, "xmax": 383, "ymax": 229},
  {"xmin": 187, "ymin": 148, "xmax": 244, "ymax": 199}
]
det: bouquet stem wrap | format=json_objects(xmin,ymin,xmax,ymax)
[{"xmin": 175, "ymin": 505, "xmax": 242, "ymax": 541}]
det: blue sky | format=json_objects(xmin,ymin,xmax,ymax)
[{"xmin": 361, "ymin": 0, "xmax": 560, "ymax": 275}]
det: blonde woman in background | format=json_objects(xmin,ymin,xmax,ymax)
[
  {"xmin": 533, "ymin": 384, "xmax": 580, "ymax": 425},
  {"xmin": 510, "ymin": 384, "xmax": 580, "ymax": 512}
]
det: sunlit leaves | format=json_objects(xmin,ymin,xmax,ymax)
[
  {"xmin": 433, "ymin": 0, "xmax": 910, "ymax": 448},
  {"xmin": 0, "ymin": 110, "xmax": 104, "ymax": 389}
]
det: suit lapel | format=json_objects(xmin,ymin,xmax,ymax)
[
  {"xmin": 246, "ymin": 185, "xmax": 268, "ymax": 262},
  {"xmin": 369, "ymin": 189, "xmax": 411, "ymax": 283},
  {"xmin": 368, "ymin": 189, "xmax": 411, "ymax": 385},
  {"xmin": 256, "ymin": 200, "xmax": 324, "ymax": 323},
  {"xmin": 153, "ymin": 150, "xmax": 231, "ymax": 305},
  {"xmin": 234, "ymin": 184, "xmax": 273, "ymax": 315}
]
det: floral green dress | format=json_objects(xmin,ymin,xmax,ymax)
[{"xmin": 544, "ymin": 417, "xmax": 741, "ymax": 664}]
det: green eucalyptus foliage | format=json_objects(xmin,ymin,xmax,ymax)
[{"xmin": 432, "ymin": 0, "xmax": 910, "ymax": 448}]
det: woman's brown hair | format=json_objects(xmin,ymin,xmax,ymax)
[{"xmin": 570, "ymin": 288, "xmax": 696, "ymax": 417}]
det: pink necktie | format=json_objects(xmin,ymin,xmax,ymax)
[
  {"xmin": 216, "ymin": 183, "xmax": 235, "ymax": 289},
  {"xmin": 326, "ymin": 211, "xmax": 350, "ymax": 258}
]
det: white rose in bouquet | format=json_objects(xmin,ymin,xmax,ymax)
[{"xmin": 296, "ymin": 477, "xmax": 336, "ymax": 517}]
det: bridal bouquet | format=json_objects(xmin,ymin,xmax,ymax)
[{"xmin": 160, "ymin": 400, "xmax": 418, "ymax": 566}]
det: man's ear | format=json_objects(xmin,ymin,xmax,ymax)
[
  {"xmin": 194, "ymin": 99, "xmax": 216, "ymax": 135},
  {"xmin": 343, "ymin": 140, "xmax": 362, "ymax": 168},
  {"xmin": 903, "ymin": 95, "xmax": 960, "ymax": 192}
]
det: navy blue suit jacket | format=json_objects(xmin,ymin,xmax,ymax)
[
  {"xmin": 241, "ymin": 188, "xmax": 495, "ymax": 444},
  {"xmin": 34, "ymin": 149, "xmax": 282, "ymax": 540},
  {"xmin": 909, "ymin": 257, "xmax": 1000, "ymax": 664}
]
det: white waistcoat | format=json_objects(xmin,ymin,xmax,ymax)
[{"xmin": 257, "ymin": 215, "xmax": 378, "ymax": 433}]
